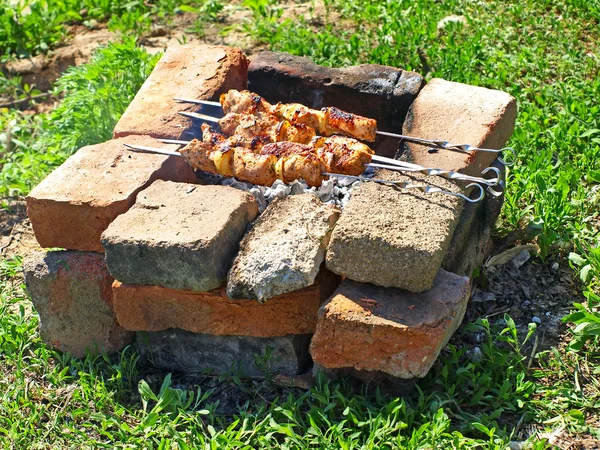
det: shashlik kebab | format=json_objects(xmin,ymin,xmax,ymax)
[
  {"xmin": 177, "ymin": 124, "xmax": 374, "ymax": 186},
  {"xmin": 122, "ymin": 141, "xmax": 485, "ymax": 203},
  {"xmin": 175, "ymin": 89, "xmax": 515, "ymax": 165},
  {"xmin": 164, "ymin": 123, "xmax": 503, "ymax": 189}
]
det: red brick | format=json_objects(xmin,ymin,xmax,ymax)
[
  {"xmin": 26, "ymin": 136, "xmax": 196, "ymax": 252},
  {"xmin": 403, "ymin": 78, "xmax": 517, "ymax": 177},
  {"xmin": 112, "ymin": 270, "xmax": 340, "ymax": 337},
  {"xmin": 113, "ymin": 45, "xmax": 248, "ymax": 139},
  {"xmin": 310, "ymin": 270, "xmax": 470, "ymax": 378},
  {"xmin": 23, "ymin": 250, "xmax": 133, "ymax": 358}
]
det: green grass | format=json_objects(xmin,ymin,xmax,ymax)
[
  {"xmin": 1, "ymin": 0, "xmax": 600, "ymax": 447},
  {"xmin": 0, "ymin": 255, "xmax": 558, "ymax": 448},
  {"xmin": 0, "ymin": 38, "xmax": 158, "ymax": 197},
  {"xmin": 0, "ymin": 0, "xmax": 224, "ymax": 60}
]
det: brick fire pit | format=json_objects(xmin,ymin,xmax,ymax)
[{"xmin": 23, "ymin": 44, "xmax": 516, "ymax": 383}]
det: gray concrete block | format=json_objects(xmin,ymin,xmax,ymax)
[
  {"xmin": 326, "ymin": 169, "xmax": 464, "ymax": 292},
  {"xmin": 227, "ymin": 194, "xmax": 340, "ymax": 301},
  {"xmin": 101, "ymin": 180, "xmax": 258, "ymax": 291},
  {"xmin": 137, "ymin": 329, "xmax": 312, "ymax": 377}
]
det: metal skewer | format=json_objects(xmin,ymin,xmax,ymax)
[
  {"xmin": 175, "ymin": 97, "xmax": 220, "ymax": 107},
  {"xmin": 123, "ymin": 143, "xmax": 181, "ymax": 156},
  {"xmin": 122, "ymin": 143, "xmax": 484, "ymax": 202},
  {"xmin": 156, "ymin": 137, "xmax": 501, "ymax": 188},
  {"xmin": 175, "ymin": 99, "xmax": 516, "ymax": 166},
  {"xmin": 179, "ymin": 111, "xmax": 220, "ymax": 123},
  {"xmin": 323, "ymin": 173, "xmax": 484, "ymax": 203}
]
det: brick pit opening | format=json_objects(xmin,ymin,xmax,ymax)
[{"xmin": 24, "ymin": 44, "xmax": 516, "ymax": 384}]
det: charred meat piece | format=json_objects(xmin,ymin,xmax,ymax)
[
  {"xmin": 260, "ymin": 142, "xmax": 326, "ymax": 187},
  {"xmin": 220, "ymin": 90, "xmax": 273, "ymax": 114},
  {"xmin": 178, "ymin": 139, "xmax": 216, "ymax": 173},
  {"xmin": 218, "ymin": 112, "xmax": 316, "ymax": 145},
  {"xmin": 322, "ymin": 107, "xmax": 377, "ymax": 142}
]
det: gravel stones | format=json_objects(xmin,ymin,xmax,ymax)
[
  {"xmin": 310, "ymin": 270, "xmax": 471, "ymax": 378},
  {"xmin": 101, "ymin": 180, "xmax": 258, "ymax": 291},
  {"xmin": 326, "ymin": 169, "xmax": 464, "ymax": 292},
  {"xmin": 227, "ymin": 195, "xmax": 340, "ymax": 301},
  {"xmin": 23, "ymin": 250, "xmax": 133, "ymax": 357}
]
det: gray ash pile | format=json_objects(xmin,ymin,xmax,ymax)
[{"xmin": 218, "ymin": 170, "xmax": 373, "ymax": 212}]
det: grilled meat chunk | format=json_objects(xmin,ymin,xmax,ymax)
[{"xmin": 311, "ymin": 135, "xmax": 374, "ymax": 176}]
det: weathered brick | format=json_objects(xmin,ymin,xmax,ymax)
[
  {"xmin": 137, "ymin": 329, "xmax": 312, "ymax": 377},
  {"xmin": 310, "ymin": 270, "xmax": 470, "ymax": 379},
  {"xmin": 26, "ymin": 136, "xmax": 196, "ymax": 252},
  {"xmin": 325, "ymin": 169, "xmax": 463, "ymax": 292},
  {"xmin": 102, "ymin": 181, "xmax": 258, "ymax": 292},
  {"xmin": 248, "ymin": 51, "xmax": 425, "ymax": 156},
  {"xmin": 23, "ymin": 250, "xmax": 133, "ymax": 358},
  {"xmin": 112, "ymin": 270, "xmax": 339, "ymax": 336},
  {"xmin": 402, "ymin": 78, "xmax": 517, "ymax": 176},
  {"xmin": 114, "ymin": 45, "xmax": 248, "ymax": 140}
]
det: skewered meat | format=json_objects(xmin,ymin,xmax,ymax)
[
  {"xmin": 177, "ymin": 131, "xmax": 374, "ymax": 187},
  {"xmin": 233, "ymin": 148, "xmax": 278, "ymax": 186},
  {"xmin": 201, "ymin": 123, "xmax": 373, "ymax": 177},
  {"xmin": 219, "ymin": 90, "xmax": 377, "ymax": 142},
  {"xmin": 260, "ymin": 142, "xmax": 326, "ymax": 187},
  {"xmin": 220, "ymin": 90, "xmax": 271, "ymax": 114}
]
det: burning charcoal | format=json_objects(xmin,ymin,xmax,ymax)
[
  {"xmin": 250, "ymin": 187, "xmax": 267, "ymax": 213},
  {"xmin": 271, "ymin": 180, "xmax": 291, "ymax": 199},
  {"xmin": 318, "ymin": 179, "xmax": 334, "ymax": 202},
  {"xmin": 290, "ymin": 181, "xmax": 306, "ymax": 195},
  {"xmin": 337, "ymin": 176, "xmax": 355, "ymax": 187}
]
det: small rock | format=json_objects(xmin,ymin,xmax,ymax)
[
  {"xmin": 471, "ymin": 291, "xmax": 496, "ymax": 303},
  {"xmin": 551, "ymin": 262, "xmax": 560, "ymax": 272},
  {"xmin": 249, "ymin": 187, "xmax": 267, "ymax": 213},
  {"xmin": 532, "ymin": 316, "xmax": 542, "ymax": 325},
  {"xmin": 289, "ymin": 180, "xmax": 306, "ymax": 195},
  {"xmin": 317, "ymin": 179, "xmax": 334, "ymax": 202},
  {"xmin": 338, "ymin": 176, "xmax": 355, "ymax": 187},
  {"xmin": 511, "ymin": 249, "xmax": 531, "ymax": 269}
]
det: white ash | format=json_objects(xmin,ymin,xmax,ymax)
[{"xmin": 219, "ymin": 172, "xmax": 372, "ymax": 213}]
